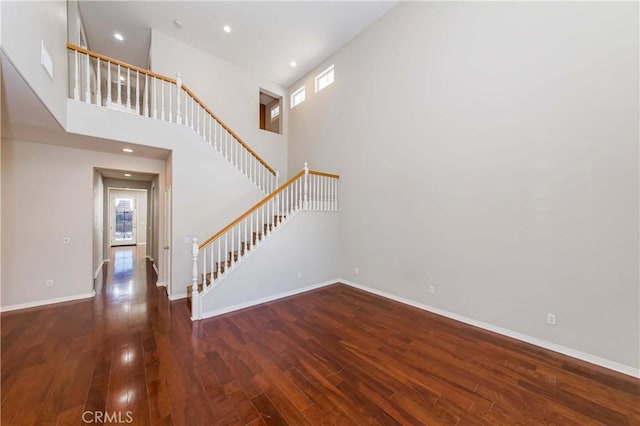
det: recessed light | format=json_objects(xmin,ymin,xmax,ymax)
[
  {"xmin": 122, "ymin": 148, "xmax": 133, "ymax": 153},
  {"xmin": 124, "ymin": 173, "xmax": 132, "ymax": 177},
  {"xmin": 223, "ymin": 25, "xmax": 231, "ymax": 33},
  {"xmin": 114, "ymin": 33, "xmax": 124, "ymax": 41},
  {"xmin": 290, "ymin": 61, "xmax": 297, "ymax": 68}
]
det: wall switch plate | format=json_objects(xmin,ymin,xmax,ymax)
[
  {"xmin": 45, "ymin": 279, "xmax": 54, "ymax": 287},
  {"xmin": 546, "ymin": 313, "xmax": 557, "ymax": 326},
  {"xmin": 297, "ymin": 272, "xmax": 302, "ymax": 279},
  {"xmin": 428, "ymin": 285, "xmax": 436, "ymax": 294},
  {"xmin": 355, "ymin": 267, "xmax": 360, "ymax": 275}
]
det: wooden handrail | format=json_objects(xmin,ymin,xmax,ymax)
[
  {"xmin": 182, "ymin": 85, "xmax": 276, "ymax": 175},
  {"xmin": 67, "ymin": 43, "xmax": 176, "ymax": 84},
  {"xmin": 67, "ymin": 43, "xmax": 276, "ymax": 175},
  {"xmin": 199, "ymin": 170, "xmax": 306, "ymax": 249},
  {"xmin": 309, "ymin": 170, "xmax": 340, "ymax": 179}
]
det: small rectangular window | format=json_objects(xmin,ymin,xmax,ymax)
[
  {"xmin": 315, "ymin": 65, "xmax": 334, "ymax": 92},
  {"xmin": 270, "ymin": 105, "xmax": 280, "ymax": 121},
  {"xmin": 291, "ymin": 86, "xmax": 306, "ymax": 108}
]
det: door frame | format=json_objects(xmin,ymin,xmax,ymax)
[{"xmin": 107, "ymin": 187, "xmax": 147, "ymax": 247}]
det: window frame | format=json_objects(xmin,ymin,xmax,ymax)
[
  {"xmin": 314, "ymin": 64, "xmax": 335, "ymax": 93},
  {"xmin": 290, "ymin": 86, "xmax": 306, "ymax": 108}
]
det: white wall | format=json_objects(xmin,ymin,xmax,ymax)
[
  {"xmin": 149, "ymin": 30, "xmax": 289, "ymax": 178},
  {"xmin": 288, "ymin": 2, "xmax": 639, "ymax": 370},
  {"xmin": 201, "ymin": 211, "xmax": 340, "ymax": 317},
  {"xmin": 66, "ymin": 101, "xmax": 266, "ymax": 297},
  {"xmin": 0, "ymin": 1, "xmax": 67, "ymax": 126},
  {"xmin": 1, "ymin": 138, "xmax": 165, "ymax": 309},
  {"xmin": 92, "ymin": 170, "xmax": 104, "ymax": 279}
]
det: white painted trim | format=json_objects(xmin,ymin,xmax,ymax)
[
  {"xmin": 169, "ymin": 293, "xmax": 188, "ymax": 301},
  {"xmin": 156, "ymin": 281, "xmax": 166, "ymax": 288},
  {"xmin": 339, "ymin": 280, "xmax": 640, "ymax": 379},
  {"xmin": 138, "ymin": 242, "xmax": 147, "ymax": 245},
  {"xmin": 199, "ymin": 279, "xmax": 338, "ymax": 320},
  {"xmin": 103, "ymin": 258, "xmax": 110, "ymax": 263},
  {"xmin": 152, "ymin": 263, "xmax": 159, "ymax": 275},
  {"xmin": 94, "ymin": 261, "xmax": 105, "ymax": 279},
  {"xmin": 0, "ymin": 290, "xmax": 96, "ymax": 313}
]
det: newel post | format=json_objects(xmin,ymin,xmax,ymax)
[
  {"xmin": 191, "ymin": 237, "xmax": 200, "ymax": 321},
  {"xmin": 303, "ymin": 162, "xmax": 309, "ymax": 210},
  {"xmin": 176, "ymin": 73, "xmax": 183, "ymax": 125}
]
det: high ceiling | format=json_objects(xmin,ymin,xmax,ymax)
[{"xmin": 78, "ymin": 1, "xmax": 397, "ymax": 88}]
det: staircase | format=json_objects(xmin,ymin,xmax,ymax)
[
  {"xmin": 67, "ymin": 43, "xmax": 279, "ymax": 193},
  {"xmin": 66, "ymin": 44, "xmax": 340, "ymax": 318},
  {"xmin": 189, "ymin": 164, "xmax": 340, "ymax": 320}
]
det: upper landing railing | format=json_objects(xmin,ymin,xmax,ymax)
[{"xmin": 67, "ymin": 43, "xmax": 278, "ymax": 193}]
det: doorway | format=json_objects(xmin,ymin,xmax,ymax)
[
  {"xmin": 108, "ymin": 188, "xmax": 148, "ymax": 247},
  {"xmin": 111, "ymin": 195, "xmax": 137, "ymax": 246}
]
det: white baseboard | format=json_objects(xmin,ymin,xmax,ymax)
[
  {"xmin": 339, "ymin": 279, "xmax": 640, "ymax": 379},
  {"xmin": 169, "ymin": 293, "xmax": 187, "ymax": 301},
  {"xmin": 138, "ymin": 242, "xmax": 147, "ymax": 245},
  {"xmin": 0, "ymin": 290, "xmax": 96, "ymax": 313},
  {"xmin": 199, "ymin": 279, "xmax": 338, "ymax": 320},
  {"xmin": 156, "ymin": 281, "xmax": 166, "ymax": 288},
  {"xmin": 103, "ymin": 258, "xmax": 110, "ymax": 263}
]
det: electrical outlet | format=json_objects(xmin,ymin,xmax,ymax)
[
  {"xmin": 355, "ymin": 267, "xmax": 360, "ymax": 275},
  {"xmin": 45, "ymin": 279, "xmax": 54, "ymax": 288},
  {"xmin": 63, "ymin": 237, "xmax": 71, "ymax": 245},
  {"xmin": 546, "ymin": 313, "xmax": 557, "ymax": 326},
  {"xmin": 428, "ymin": 285, "xmax": 436, "ymax": 295},
  {"xmin": 297, "ymin": 271, "xmax": 302, "ymax": 279}
]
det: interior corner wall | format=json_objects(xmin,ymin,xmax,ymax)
[
  {"xmin": 148, "ymin": 29, "xmax": 289, "ymax": 178},
  {"xmin": 93, "ymin": 170, "xmax": 104, "ymax": 279},
  {"xmin": 288, "ymin": 2, "xmax": 639, "ymax": 370},
  {"xmin": 0, "ymin": 1, "xmax": 67, "ymax": 126},
  {"xmin": 1, "ymin": 138, "xmax": 164, "ymax": 308}
]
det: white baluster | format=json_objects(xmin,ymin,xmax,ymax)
[
  {"xmin": 73, "ymin": 50, "xmax": 80, "ymax": 100},
  {"xmin": 202, "ymin": 245, "xmax": 206, "ymax": 288},
  {"xmin": 152, "ymin": 77, "xmax": 157, "ymax": 119},
  {"xmin": 244, "ymin": 217, "xmax": 248, "ymax": 253},
  {"xmin": 191, "ymin": 96, "xmax": 195, "ymax": 130},
  {"xmin": 231, "ymin": 228, "xmax": 235, "ymax": 266},
  {"xmin": 168, "ymin": 80, "xmax": 172, "ymax": 122},
  {"xmin": 106, "ymin": 62, "xmax": 111, "ymax": 107},
  {"xmin": 197, "ymin": 104, "xmax": 200, "ymax": 135},
  {"xmin": 224, "ymin": 233, "xmax": 228, "ymax": 272},
  {"xmin": 191, "ymin": 238, "xmax": 200, "ymax": 321},
  {"xmin": 96, "ymin": 58, "xmax": 101, "ymax": 106},
  {"xmin": 209, "ymin": 243, "xmax": 213, "ymax": 284},
  {"xmin": 143, "ymin": 74, "xmax": 148, "ymax": 116},
  {"xmin": 84, "ymin": 53, "xmax": 90, "ymax": 103},
  {"xmin": 161, "ymin": 80, "xmax": 165, "ymax": 120},
  {"xmin": 303, "ymin": 163, "xmax": 309, "ymax": 209},
  {"xmin": 217, "ymin": 239, "xmax": 221, "ymax": 277},
  {"xmin": 135, "ymin": 71, "xmax": 140, "ymax": 114},
  {"xmin": 117, "ymin": 65, "xmax": 122, "ymax": 106},
  {"xmin": 176, "ymin": 74, "xmax": 182, "ymax": 124},
  {"xmin": 275, "ymin": 170, "xmax": 280, "ymax": 189},
  {"xmin": 126, "ymin": 68, "xmax": 131, "ymax": 110},
  {"xmin": 208, "ymin": 117, "xmax": 212, "ymax": 145}
]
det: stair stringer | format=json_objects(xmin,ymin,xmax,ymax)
[{"xmin": 198, "ymin": 210, "xmax": 341, "ymax": 319}]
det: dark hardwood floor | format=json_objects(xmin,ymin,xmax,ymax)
[{"xmin": 2, "ymin": 246, "xmax": 639, "ymax": 425}]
